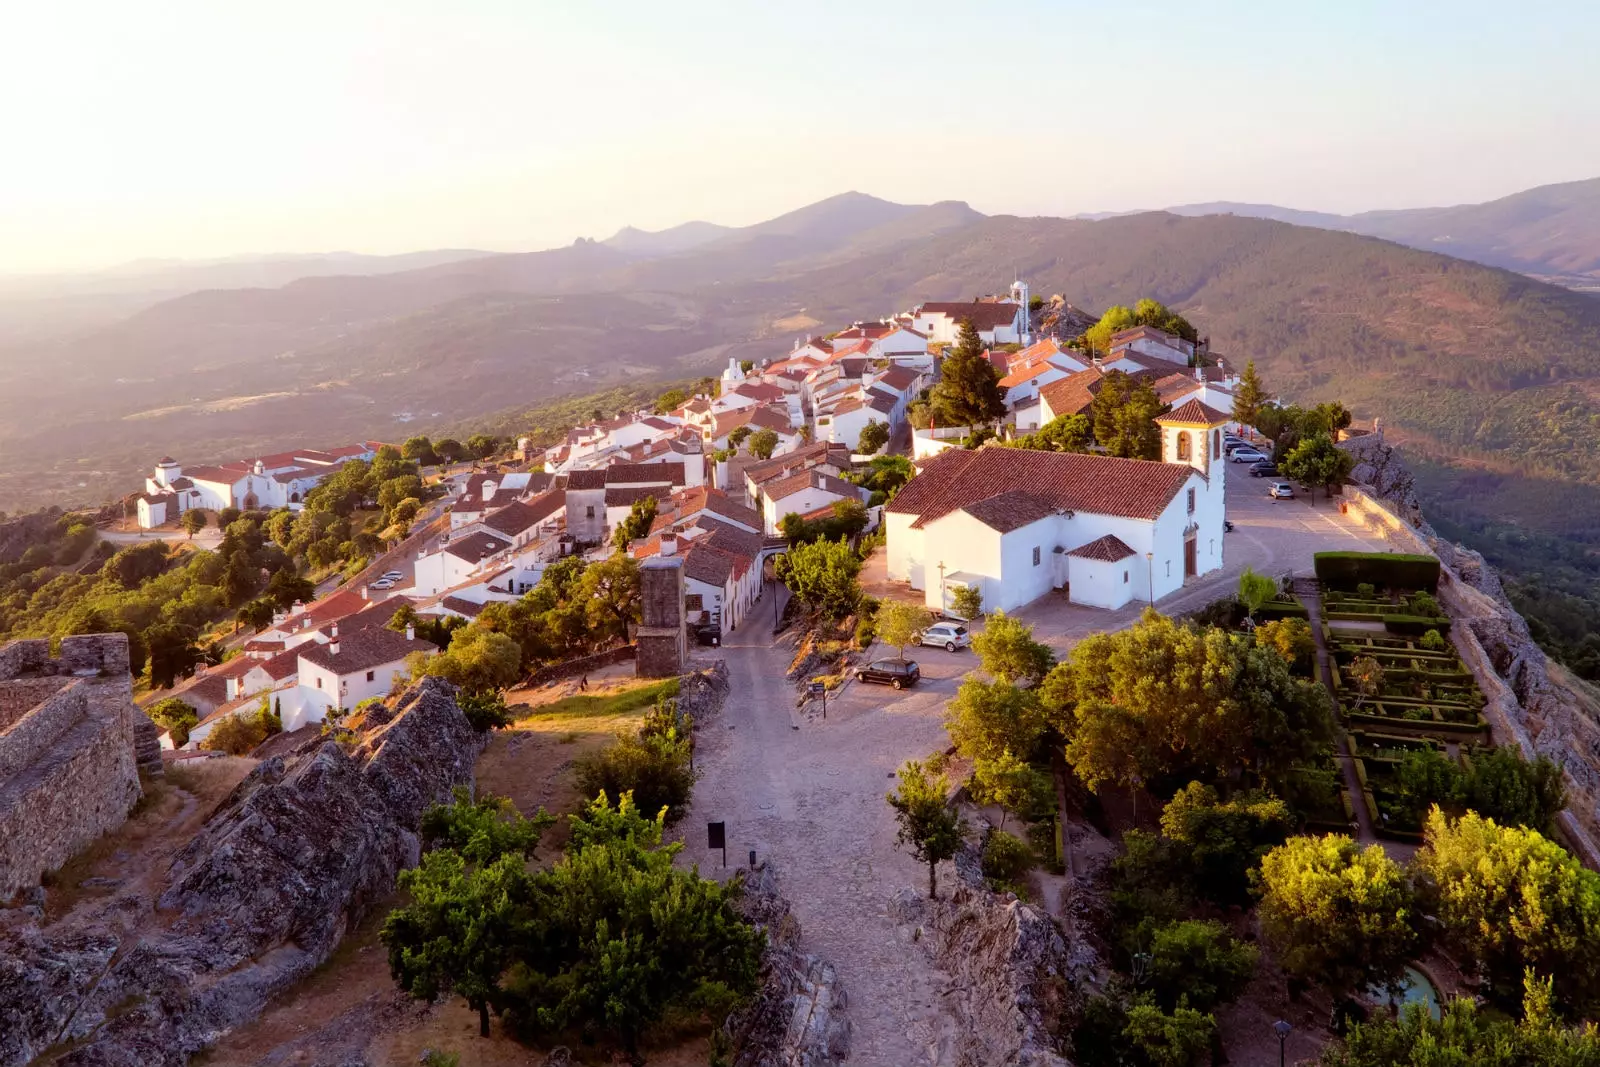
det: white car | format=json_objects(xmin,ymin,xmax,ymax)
[
  {"xmin": 380, "ymin": 570, "xmax": 404, "ymax": 581},
  {"xmin": 370, "ymin": 578, "xmax": 397, "ymax": 590},
  {"xmin": 1230, "ymin": 449, "xmax": 1268, "ymax": 464},
  {"xmin": 1268, "ymin": 481, "xmax": 1296, "ymax": 499},
  {"xmin": 917, "ymin": 621, "xmax": 971, "ymax": 651}
]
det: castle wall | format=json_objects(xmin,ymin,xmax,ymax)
[{"xmin": 0, "ymin": 634, "xmax": 145, "ymax": 898}]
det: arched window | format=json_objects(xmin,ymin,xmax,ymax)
[
  {"xmin": 1176, "ymin": 431, "xmax": 1192, "ymax": 461},
  {"xmin": 1213, "ymin": 429, "xmax": 1222, "ymax": 459}
]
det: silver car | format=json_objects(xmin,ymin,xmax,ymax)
[{"xmin": 917, "ymin": 621, "xmax": 971, "ymax": 651}]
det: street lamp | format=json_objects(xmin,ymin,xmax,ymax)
[
  {"xmin": 1274, "ymin": 1019, "xmax": 1293, "ymax": 1067},
  {"xmin": 1145, "ymin": 551, "xmax": 1154, "ymax": 604}
]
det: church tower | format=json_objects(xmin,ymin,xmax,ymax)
[{"xmin": 1155, "ymin": 398, "xmax": 1229, "ymax": 478}]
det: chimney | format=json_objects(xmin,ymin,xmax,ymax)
[
  {"xmin": 330, "ymin": 637, "xmax": 340, "ymax": 657},
  {"xmin": 406, "ymin": 623, "xmax": 416, "ymax": 641},
  {"xmin": 291, "ymin": 600, "xmax": 305, "ymax": 615},
  {"xmin": 330, "ymin": 621, "xmax": 339, "ymax": 639},
  {"xmin": 225, "ymin": 677, "xmax": 239, "ymax": 701},
  {"xmin": 361, "ymin": 585, "xmax": 369, "ymax": 601},
  {"xmin": 660, "ymin": 533, "xmax": 677, "ymax": 557}
]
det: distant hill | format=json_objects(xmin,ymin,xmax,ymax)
[
  {"xmin": 1167, "ymin": 176, "xmax": 1600, "ymax": 288},
  {"xmin": 604, "ymin": 221, "xmax": 731, "ymax": 256}
]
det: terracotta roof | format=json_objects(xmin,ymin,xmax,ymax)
[
  {"xmin": 959, "ymin": 490, "xmax": 1059, "ymax": 533},
  {"xmin": 296, "ymin": 589, "xmax": 370, "ymax": 630},
  {"xmin": 731, "ymin": 381, "xmax": 785, "ymax": 403},
  {"xmin": 696, "ymin": 518, "xmax": 762, "ymax": 561},
  {"xmin": 918, "ymin": 301, "xmax": 1021, "ymax": 332},
  {"xmin": 1037, "ymin": 366, "xmax": 1166, "ymax": 419},
  {"xmin": 564, "ymin": 468, "xmax": 607, "ymax": 490},
  {"xmin": 764, "ymin": 469, "xmax": 860, "ymax": 503},
  {"xmin": 1155, "ymin": 398, "xmax": 1231, "ymax": 426},
  {"xmin": 876, "ymin": 365, "xmax": 921, "ymax": 392},
  {"xmin": 482, "ymin": 492, "xmax": 563, "ymax": 537},
  {"xmin": 833, "ymin": 323, "xmax": 893, "ymax": 341},
  {"xmin": 1110, "ymin": 324, "xmax": 1188, "ymax": 350},
  {"xmin": 606, "ymin": 484, "xmax": 666, "ymax": 508},
  {"xmin": 255, "ymin": 649, "xmax": 301, "ymax": 681},
  {"xmin": 242, "ymin": 638, "xmax": 286, "ymax": 654},
  {"xmin": 865, "ymin": 388, "xmax": 899, "ymax": 414},
  {"xmin": 182, "ymin": 465, "xmax": 239, "ymax": 486},
  {"xmin": 441, "ymin": 596, "xmax": 485, "ymax": 618},
  {"xmin": 683, "ymin": 543, "xmax": 737, "ymax": 586},
  {"xmin": 606, "ymin": 461, "xmax": 684, "ymax": 486},
  {"xmin": 999, "ymin": 362, "xmax": 1055, "ymax": 388},
  {"xmin": 1152, "ymin": 372, "xmax": 1202, "ymax": 405},
  {"xmin": 1068, "ymin": 534, "xmax": 1138, "ymax": 562},
  {"xmin": 888, "ymin": 447, "xmax": 1194, "ymax": 526},
  {"xmin": 743, "ymin": 442, "xmax": 840, "ymax": 483},
  {"xmin": 298, "ymin": 628, "xmax": 434, "ymax": 675},
  {"xmin": 443, "ymin": 531, "xmax": 513, "ymax": 562},
  {"xmin": 670, "ymin": 486, "xmax": 764, "ymax": 532}
]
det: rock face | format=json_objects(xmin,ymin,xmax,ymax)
[
  {"xmin": 677, "ymin": 659, "xmax": 731, "ymax": 724},
  {"xmin": 726, "ymin": 863, "xmax": 850, "ymax": 1067},
  {"xmin": 0, "ymin": 676, "xmax": 479, "ymax": 1067},
  {"xmin": 890, "ymin": 858, "xmax": 1084, "ymax": 1067}
]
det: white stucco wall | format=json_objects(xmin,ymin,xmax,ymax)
[{"xmin": 1068, "ymin": 554, "xmax": 1135, "ymax": 610}]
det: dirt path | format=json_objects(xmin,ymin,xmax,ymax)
[{"xmin": 680, "ymin": 580, "xmax": 960, "ymax": 1067}]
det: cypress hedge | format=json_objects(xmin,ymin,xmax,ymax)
[{"xmin": 1314, "ymin": 552, "xmax": 1440, "ymax": 593}]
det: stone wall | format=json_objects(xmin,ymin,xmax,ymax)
[
  {"xmin": 523, "ymin": 644, "xmax": 636, "ymax": 687},
  {"xmin": 0, "ymin": 634, "xmax": 145, "ymax": 899},
  {"xmin": 1336, "ymin": 437, "xmax": 1600, "ymax": 864},
  {"xmin": 0, "ymin": 675, "xmax": 479, "ymax": 1067}
]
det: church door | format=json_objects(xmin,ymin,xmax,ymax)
[{"xmin": 1184, "ymin": 536, "xmax": 1197, "ymax": 578}]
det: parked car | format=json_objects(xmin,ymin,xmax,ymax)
[
  {"xmin": 380, "ymin": 570, "xmax": 404, "ymax": 581},
  {"xmin": 1250, "ymin": 462, "xmax": 1279, "ymax": 477},
  {"xmin": 370, "ymin": 578, "xmax": 397, "ymax": 590},
  {"xmin": 1230, "ymin": 449, "xmax": 1268, "ymax": 464},
  {"xmin": 694, "ymin": 623, "xmax": 722, "ymax": 647},
  {"xmin": 856, "ymin": 659, "xmax": 920, "ymax": 689},
  {"xmin": 1268, "ymin": 482, "xmax": 1296, "ymax": 499},
  {"xmin": 916, "ymin": 621, "xmax": 971, "ymax": 651}
]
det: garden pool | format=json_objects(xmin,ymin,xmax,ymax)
[{"xmin": 1369, "ymin": 965, "xmax": 1442, "ymax": 1020}]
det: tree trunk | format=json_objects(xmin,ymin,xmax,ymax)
[
  {"xmin": 928, "ymin": 859, "xmax": 938, "ymax": 899},
  {"xmin": 477, "ymin": 1000, "xmax": 489, "ymax": 1038}
]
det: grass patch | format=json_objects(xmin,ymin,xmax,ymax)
[{"xmin": 514, "ymin": 677, "xmax": 680, "ymax": 721}]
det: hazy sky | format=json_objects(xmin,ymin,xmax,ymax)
[{"xmin": 5, "ymin": 0, "xmax": 1599, "ymax": 272}]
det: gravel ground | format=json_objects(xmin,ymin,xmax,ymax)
[{"xmin": 679, "ymin": 582, "xmax": 965, "ymax": 1067}]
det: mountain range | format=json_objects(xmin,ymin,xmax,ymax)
[
  {"xmin": 3, "ymin": 186, "xmax": 1600, "ymax": 615},
  {"xmin": 1164, "ymin": 176, "xmax": 1600, "ymax": 291}
]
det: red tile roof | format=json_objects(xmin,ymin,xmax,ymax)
[
  {"xmin": 919, "ymin": 301, "xmax": 1020, "ymax": 332},
  {"xmin": 606, "ymin": 461, "xmax": 684, "ymax": 486},
  {"xmin": 960, "ymin": 490, "xmax": 1059, "ymax": 533},
  {"xmin": 764, "ymin": 469, "xmax": 860, "ymax": 503},
  {"xmin": 1156, "ymin": 398, "xmax": 1231, "ymax": 426},
  {"xmin": 889, "ymin": 447, "xmax": 1193, "ymax": 526},
  {"xmin": 1068, "ymin": 534, "xmax": 1138, "ymax": 562},
  {"xmin": 298, "ymin": 628, "xmax": 434, "ymax": 675}
]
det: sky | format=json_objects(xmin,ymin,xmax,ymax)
[{"xmin": 4, "ymin": 0, "xmax": 1599, "ymax": 273}]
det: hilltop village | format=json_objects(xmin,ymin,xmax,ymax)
[{"xmin": 4, "ymin": 281, "xmax": 1599, "ymax": 1067}]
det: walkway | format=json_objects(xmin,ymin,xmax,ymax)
[
  {"xmin": 1301, "ymin": 587, "xmax": 1378, "ymax": 844},
  {"xmin": 681, "ymin": 580, "xmax": 960, "ymax": 1067}
]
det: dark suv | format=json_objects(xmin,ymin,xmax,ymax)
[
  {"xmin": 694, "ymin": 623, "xmax": 722, "ymax": 647},
  {"xmin": 856, "ymin": 659, "xmax": 920, "ymax": 689}
]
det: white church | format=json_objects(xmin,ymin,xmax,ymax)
[
  {"xmin": 135, "ymin": 443, "xmax": 384, "ymax": 528},
  {"xmin": 885, "ymin": 398, "xmax": 1230, "ymax": 614}
]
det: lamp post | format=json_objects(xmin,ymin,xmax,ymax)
[
  {"xmin": 1145, "ymin": 551, "xmax": 1154, "ymax": 604},
  {"xmin": 1274, "ymin": 1019, "xmax": 1293, "ymax": 1067}
]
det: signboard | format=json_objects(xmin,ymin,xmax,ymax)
[
  {"xmin": 809, "ymin": 681, "xmax": 826, "ymax": 696},
  {"xmin": 706, "ymin": 821, "xmax": 726, "ymax": 850}
]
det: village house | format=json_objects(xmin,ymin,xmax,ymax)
[
  {"xmin": 1109, "ymin": 324, "xmax": 1195, "ymax": 366},
  {"xmin": 136, "ymin": 442, "xmax": 386, "ymax": 528},
  {"xmin": 886, "ymin": 399, "xmax": 1230, "ymax": 614},
  {"xmin": 758, "ymin": 469, "xmax": 866, "ymax": 534},
  {"xmin": 907, "ymin": 280, "xmax": 1031, "ymax": 346}
]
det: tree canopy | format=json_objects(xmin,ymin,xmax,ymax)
[
  {"xmin": 887, "ymin": 760, "xmax": 965, "ymax": 899},
  {"xmin": 775, "ymin": 538, "xmax": 861, "ymax": 620},
  {"xmin": 929, "ymin": 319, "xmax": 1005, "ymax": 428},
  {"xmin": 1090, "ymin": 371, "xmax": 1165, "ymax": 460}
]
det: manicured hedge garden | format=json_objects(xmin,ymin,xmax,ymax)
[{"xmin": 1314, "ymin": 551, "xmax": 1440, "ymax": 593}]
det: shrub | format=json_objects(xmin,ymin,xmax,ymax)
[
  {"xmin": 1145, "ymin": 919, "xmax": 1259, "ymax": 1012},
  {"xmin": 1420, "ymin": 629, "xmax": 1448, "ymax": 651},
  {"xmin": 1407, "ymin": 590, "xmax": 1442, "ymax": 617},
  {"xmin": 1356, "ymin": 582, "xmax": 1376, "ymax": 599},
  {"xmin": 950, "ymin": 583, "xmax": 984, "ymax": 620},
  {"xmin": 1384, "ymin": 614, "xmax": 1453, "ymax": 636},
  {"xmin": 147, "ymin": 696, "xmax": 199, "ymax": 747},
  {"xmin": 574, "ymin": 728, "xmax": 697, "ymax": 825},
  {"xmin": 198, "ymin": 704, "xmax": 281, "ymax": 755},
  {"xmin": 457, "ymin": 690, "xmax": 514, "ymax": 732},
  {"xmin": 980, "ymin": 829, "xmax": 1036, "ymax": 896},
  {"xmin": 1315, "ymin": 552, "xmax": 1440, "ymax": 593}
]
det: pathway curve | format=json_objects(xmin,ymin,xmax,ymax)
[
  {"xmin": 1300, "ymin": 588, "xmax": 1378, "ymax": 843},
  {"xmin": 681, "ymin": 580, "xmax": 960, "ymax": 1067}
]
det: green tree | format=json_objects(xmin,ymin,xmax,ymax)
[
  {"xmin": 1231, "ymin": 361, "xmax": 1268, "ymax": 429},
  {"xmin": 1415, "ymin": 808, "xmax": 1600, "ymax": 1010},
  {"xmin": 774, "ymin": 538, "xmax": 861, "ymax": 620},
  {"xmin": 887, "ymin": 760, "xmax": 965, "ymax": 899},
  {"xmin": 1160, "ymin": 782, "xmax": 1292, "ymax": 904},
  {"xmin": 747, "ymin": 427, "xmax": 780, "ymax": 460},
  {"xmin": 402, "ymin": 435, "xmax": 438, "ymax": 466},
  {"xmin": 857, "ymin": 419, "xmax": 890, "ymax": 455},
  {"xmin": 1254, "ymin": 617, "xmax": 1315, "ymax": 673},
  {"xmin": 1121, "ymin": 1000, "xmax": 1215, "ymax": 1067},
  {"xmin": 179, "ymin": 509, "xmax": 207, "ymax": 538},
  {"xmin": 574, "ymin": 728, "xmax": 697, "ymax": 826},
  {"xmin": 930, "ymin": 319, "xmax": 1005, "ymax": 428},
  {"xmin": 1145, "ymin": 919, "xmax": 1259, "ymax": 1013},
  {"xmin": 1279, "ymin": 432, "xmax": 1355, "ymax": 505},
  {"xmin": 1091, "ymin": 371, "xmax": 1165, "ymax": 460},
  {"xmin": 1012, "ymin": 413, "xmax": 1093, "ymax": 453},
  {"xmin": 972, "ymin": 609, "xmax": 1056, "ymax": 685},
  {"xmin": 266, "ymin": 566, "xmax": 314, "ymax": 610},
  {"xmin": 979, "ymin": 828, "xmax": 1036, "ymax": 894},
  {"xmin": 1345, "ymin": 654, "xmax": 1384, "ymax": 710},
  {"xmin": 1393, "ymin": 749, "xmax": 1464, "ymax": 826},
  {"xmin": 217, "ymin": 506, "xmax": 242, "ymax": 529},
  {"xmin": 1254, "ymin": 834, "xmax": 1419, "ymax": 997},
  {"xmin": 146, "ymin": 622, "xmax": 201, "ymax": 688},
  {"xmin": 458, "ymin": 689, "xmax": 516, "ymax": 732},
  {"xmin": 971, "ymin": 748, "xmax": 1051, "ymax": 830},
  {"xmin": 234, "ymin": 597, "xmax": 275, "ymax": 633},
  {"xmin": 425, "ymin": 625, "xmax": 522, "ymax": 693},
  {"xmin": 1082, "ymin": 305, "xmax": 1139, "ymax": 354},
  {"xmin": 727, "ymin": 424, "xmax": 752, "ymax": 449},
  {"xmin": 946, "ymin": 676, "xmax": 1048, "ymax": 764},
  {"xmin": 220, "ymin": 547, "xmax": 259, "ymax": 608},
  {"xmin": 147, "ymin": 696, "xmax": 199, "ymax": 747},
  {"xmin": 654, "ymin": 387, "xmax": 688, "ymax": 413},
  {"xmin": 611, "ymin": 495, "xmax": 658, "ymax": 551},
  {"xmin": 950, "ymin": 583, "xmax": 984, "ymax": 620},
  {"xmin": 579, "ymin": 552, "xmax": 641, "ymax": 644},
  {"xmin": 433, "ymin": 437, "xmax": 466, "ymax": 464},
  {"xmin": 875, "ymin": 600, "xmax": 933, "ymax": 660},
  {"xmin": 420, "ymin": 787, "xmax": 553, "ymax": 866},
  {"xmin": 1462, "ymin": 746, "xmax": 1567, "ymax": 831},
  {"xmin": 1236, "ymin": 566, "xmax": 1277, "ymax": 625}
]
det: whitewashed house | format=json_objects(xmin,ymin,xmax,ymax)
[{"xmin": 885, "ymin": 399, "xmax": 1230, "ymax": 614}]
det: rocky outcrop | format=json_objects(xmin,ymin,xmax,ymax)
[
  {"xmin": 0, "ymin": 676, "xmax": 479, "ymax": 1067},
  {"xmin": 726, "ymin": 863, "xmax": 850, "ymax": 1067},
  {"xmin": 677, "ymin": 660, "xmax": 731, "ymax": 725},
  {"xmin": 1339, "ymin": 435, "xmax": 1600, "ymax": 863}
]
